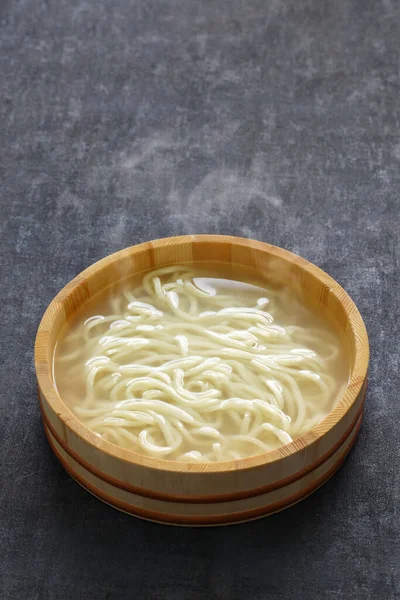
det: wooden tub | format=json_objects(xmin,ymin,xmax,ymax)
[{"xmin": 35, "ymin": 235, "xmax": 369, "ymax": 525}]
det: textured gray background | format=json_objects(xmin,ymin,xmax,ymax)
[{"xmin": 1, "ymin": 0, "xmax": 399, "ymax": 598}]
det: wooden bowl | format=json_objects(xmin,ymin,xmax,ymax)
[{"xmin": 35, "ymin": 235, "xmax": 369, "ymax": 526}]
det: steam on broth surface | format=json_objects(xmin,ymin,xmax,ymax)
[{"xmin": 54, "ymin": 264, "xmax": 348, "ymax": 462}]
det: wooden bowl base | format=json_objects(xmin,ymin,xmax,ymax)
[{"xmin": 43, "ymin": 411, "xmax": 363, "ymax": 527}]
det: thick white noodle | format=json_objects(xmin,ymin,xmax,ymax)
[{"xmin": 57, "ymin": 266, "xmax": 343, "ymax": 462}]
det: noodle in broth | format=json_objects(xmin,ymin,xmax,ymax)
[{"xmin": 54, "ymin": 265, "xmax": 348, "ymax": 462}]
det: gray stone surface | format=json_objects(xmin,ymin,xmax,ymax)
[{"xmin": 1, "ymin": 0, "xmax": 399, "ymax": 598}]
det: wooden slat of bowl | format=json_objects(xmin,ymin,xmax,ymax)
[
  {"xmin": 43, "ymin": 411, "xmax": 363, "ymax": 525},
  {"xmin": 35, "ymin": 235, "xmax": 369, "ymax": 525}
]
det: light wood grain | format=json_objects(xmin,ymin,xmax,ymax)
[
  {"xmin": 43, "ymin": 412, "xmax": 363, "ymax": 525},
  {"xmin": 35, "ymin": 235, "xmax": 369, "ymax": 525}
]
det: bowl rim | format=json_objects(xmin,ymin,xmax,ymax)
[{"xmin": 35, "ymin": 234, "xmax": 369, "ymax": 474}]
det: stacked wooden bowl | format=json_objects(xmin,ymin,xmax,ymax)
[{"xmin": 35, "ymin": 235, "xmax": 369, "ymax": 525}]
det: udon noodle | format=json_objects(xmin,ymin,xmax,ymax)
[{"xmin": 54, "ymin": 265, "xmax": 347, "ymax": 462}]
